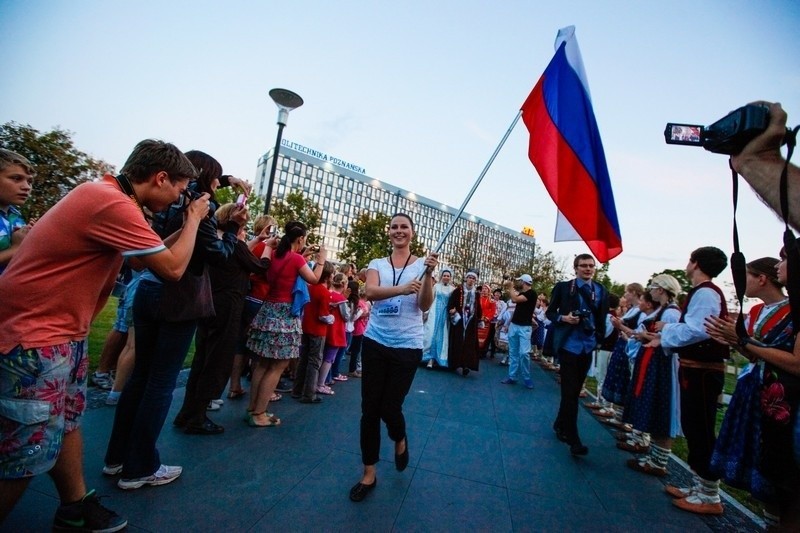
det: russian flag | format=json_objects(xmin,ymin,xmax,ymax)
[{"xmin": 521, "ymin": 26, "xmax": 622, "ymax": 263}]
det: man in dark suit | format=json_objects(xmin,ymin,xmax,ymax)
[{"xmin": 546, "ymin": 254, "xmax": 609, "ymax": 456}]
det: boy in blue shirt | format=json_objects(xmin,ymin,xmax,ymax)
[{"xmin": 0, "ymin": 149, "xmax": 34, "ymax": 274}]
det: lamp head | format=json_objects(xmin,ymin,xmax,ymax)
[{"xmin": 270, "ymin": 88, "xmax": 303, "ymax": 125}]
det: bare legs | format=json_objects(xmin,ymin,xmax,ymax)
[{"xmin": 248, "ymin": 358, "xmax": 289, "ymax": 423}]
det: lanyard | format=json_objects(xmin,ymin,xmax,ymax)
[
  {"xmin": 114, "ymin": 174, "xmax": 145, "ymax": 218},
  {"xmin": 388, "ymin": 254, "xmax": 412, "ymax": 287}
]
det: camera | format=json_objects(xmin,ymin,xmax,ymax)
[
  {"xmin": 236, "ymin": 193, "xmax": 248, "ymax": 208},
  {"xmin": 572, "ymin": 309, "xmax": 592, "ymax": 319},
  {"xmin": 267, "ymin": 225, "xmax": 278, "ymax": 238},
  {"xmin": 171, "ymin": 187, "xmax": 202, "ymax": 212},
  {"xmin": 664, "ymin": 104, "xmax": 770, "ymax": 155}
]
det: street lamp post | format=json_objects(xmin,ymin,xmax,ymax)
[{"xmin": 263, "ymin": 88, "xmax": 304, "ymax": 214}]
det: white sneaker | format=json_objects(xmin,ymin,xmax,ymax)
[
  {"xmin": 91, "ymin": 372, "xmax": 114, "ymax": 390},
  {"xmin": 211, "ymin": 398, "xmax": 224, "ymax": 406},
  {"xmin": 117, "ymin": 464, "xmax": 182, "ymax": 490},
  {"xmin": 206, "ymin": 401, "xmax": 221, "ymax": 411},
  {"xmin": 105, "ymin": 393, "xmax": 120, "ymax": 406},
  {"xmin": 102, "ymin": 464, "xmax": 123, "ymax": 476}
]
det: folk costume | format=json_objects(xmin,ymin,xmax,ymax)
[
  {"xmin": 447, "ymin": 280, "xmax": 482, "ymax": 375},
  {"xmin": 422, "ymin": 276, "xmax": 455, "ymax": 368}
]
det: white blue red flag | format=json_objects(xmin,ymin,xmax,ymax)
[{"xmin": 520, "ymin": 26, "xmax": 622, "ymax": 263}]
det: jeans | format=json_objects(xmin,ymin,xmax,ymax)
[
  {"xmin": 360, "ymin": 338, "xmax": 420, "ymax": 465},
  {"xmin": 348, "ymin": 335, "xmax": 364, "ymax": 373},
  {"xmin": 293, "ymin": 334, "xmax": 324, "ymax": 400},
  {"xmin": 507, "ymin": 323, "xmax": 532, "ymax": 381},
  {"xmin": 104, "ymin": 280, "xmax": 197, "ymax": 478},
  {"xmin": 679, "ymin": 365, "xmax": 724, "ymax": 480},
  {"xmin": 554, "ymin": 349, "xmax": 593, "ymax": 445}
]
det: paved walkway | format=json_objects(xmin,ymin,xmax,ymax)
[{"xmin": 8, "ymin": 357, "xmax": 762, "ymax": 532}]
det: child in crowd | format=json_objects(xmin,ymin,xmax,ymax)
[
  {"xmin": 348, "ymin": 287, "xmax": 371, "ymax": 377},
  {"xmin": 319, "ymin": 273, "xmax": 350, "ymax": 395},
  {"xmin": 0, "ymin": 149, "xmax": 34, "ymax": 274}
]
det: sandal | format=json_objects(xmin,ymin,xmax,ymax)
[
  {"xmin": 227, "ymin": 389, "xmax": 246, "ymax": 399},
  {"xmin": 247, "ymin": 412, "xmax": 281, "ymax": 427},
  {"xmin": 316, "ymin": 385, "xmax": 335, "ymax": 395},
  {"xmin": 333, "ymin": 374, "xmax": 348, "ymax": 382},
  {"xmin": 270, "ymin": 393, "xmax": 282, "ymax": 402}
]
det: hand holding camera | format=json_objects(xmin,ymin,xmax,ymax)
[
  {"xmin": 185, "ymin": 192, "xmax": 210, "ymax": 222},
  {"xmin": 231, "ymin": 205, "xmax": 249, "ymax": 227}
]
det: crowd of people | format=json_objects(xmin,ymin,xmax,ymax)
[{"xmin": 0, "ymin": 101, "xmax": 798, "ymax": 531}]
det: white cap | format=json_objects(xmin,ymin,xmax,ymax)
[{"xmin": 516, "ymin": 274, "xmax": 533, "ymax": 284}]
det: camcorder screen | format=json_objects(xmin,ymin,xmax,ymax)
[{"xmin": 664, "ymin": 124, "xmax": 703, "ymax": 146}]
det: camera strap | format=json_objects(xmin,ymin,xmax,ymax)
[
  {"xmin": 113, "ymin": 174, "xmax": 145, "ymax": 218},
  {"xmin": 730, "ymin": 125, "xmax": 800, "ymax": 338}
]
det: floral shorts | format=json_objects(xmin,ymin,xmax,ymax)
[{"xmin": 0, "ymin": 340, "xmax": 88, "ymax": 478}]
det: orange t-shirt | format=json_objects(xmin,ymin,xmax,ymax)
[{"xmin": 0, "ymin": 176, "xmax": 166, "ymax": 352}]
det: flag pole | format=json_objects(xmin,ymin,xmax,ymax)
[{"xmin": 420, "ymin": 110, "xmax": 522, "ymax": 278}]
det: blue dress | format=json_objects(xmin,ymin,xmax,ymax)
[{"xmin": 422, "ymin": 283, "xmax": 454, "ymax": 366}]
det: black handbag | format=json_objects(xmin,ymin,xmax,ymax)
[{"xmin": 159, "ymin": 263, "xmax": 215, "ymax": 322}]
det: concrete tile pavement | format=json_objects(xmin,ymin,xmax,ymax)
[{"xmin": 6, "ymin": 357, "xmax": 761, "ymax": 532}]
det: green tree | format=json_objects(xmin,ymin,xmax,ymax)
[
  {"xmin": 512, "ymin": 244, "xmax": 568, "ymax": 297},
  {"xmin": 0, "ymin": 122, "xmax": 114, "ymax": 219},
  {"xmin": 650, "ymin": 268, "xmax": 691, "ymax": 294},
  {"xmin": 214, "ymin": 186, "xmax": 264, "ymax": 234},
  {"xmin": 594, "ymin": 262, "xmax": 627, "ymax": 296},
  {"xmin": 338, "ymin": 211, "xmax": 424, "ymax": 268},
  {"xmin": 448, "ymin": 229, "xmax": 480, "ymax": 280},
  {"xmin": 268, "ymin": 191, "xmax": 322, "ymax": 244}
]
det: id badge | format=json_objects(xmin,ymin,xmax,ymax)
[{"xmin": 376, "ymin": 297, "xmax": 401, "ymax": 317}]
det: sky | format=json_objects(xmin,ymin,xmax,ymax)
[{"xmin": 2, "ymin": 0, "xmax": 799, "ymax": 292}]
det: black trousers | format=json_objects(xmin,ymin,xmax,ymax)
[
  {"xmin": 360, "ymin": 337, "xmax": 421, "ymax": 466},
  {"xmin": 679, "ymin": 365, "xmax": 724, "ymax": 480},
  {"xmin": 554, "ymin": 349, "xmax": 592, "ymax": 445}
]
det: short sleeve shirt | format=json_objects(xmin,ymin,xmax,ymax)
[
  {"xmin": 0, "ymin": 176, "xmax": 166, "ymax": 352},
  {"xmin": 364, "ymin": 257, "xmax": 427, "ymax": 349},
  {"xmin": 265, "ymin": 251, "xmax": 307, "ymax": 303}
]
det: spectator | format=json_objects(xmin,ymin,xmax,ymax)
[
  {"xmin": 0, "ymin": 148, "xmax": 34, "ymax": 274},
  {"xmin": 0, "ymin": 139, "xmax": 208, "ymax": 530}
]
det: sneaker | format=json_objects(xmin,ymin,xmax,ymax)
[
  {"xmin": 500, "ymin": 377, "xmax": 517, "ymax": 385},
  {"xmin": 275, "ymin": 379, "xmax": 293, "ymax": 393},
  {"xmin": 53, "ymin": 489, "xmax": 127, "ymax": 532},
  {"xmin": 102, "ymin": 464, "xmax": 123, "ymax": 476},
  {"xmin": 211, "ymin": 398, "xmax": 224, "ymax": 406},
  {"xmin": 117, "ymin": 464, "xmax": 182, "ymax": 490},
  {"xmin": 104, "ymin": 393, "xmax": 120, "ymax": 406},
  {"xmin": 206, "ymin": 401, "xmax": 221, "ymax": 411},
  {"xmin": 91, "ymin": 372, "xmax": 114, "ymax": 391},
  {"xmin": 523, "ymin": 379, "xmax": 534, "ymax": 389},
  {"xmin": 664, "ymin": 484, "xmax": 695, "ymax": 499}
]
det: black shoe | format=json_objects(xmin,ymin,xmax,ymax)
[
  {"xmin": 53, "ymin": 489, "xmax": 127, "ymax": 532},
  {"xmin": 570, "ymin": 443, "xmax": 589, "ymax": 456},
  {"xmin": 349, "ymin": 479, "xmax": 377, "ymax": 502},
  {"xmin": 395, "ymin": 437, "xmax": 409, "ymax": 472},
  {"xmin": 299, "ymin": 396, "xmax": 322, "ymax": 404},
  {"xmin": 184, "ymin": 417, "xmax": 224, "ymax": 435},
  {"xmin": 275, "ymin": 379, "xmax": 293, "ymax": 393},
  {"xmin": 555, "ymin": 429, "xmax": 569, "ymax": 443},
  {"xmin": 172, "ymin": 413, "xmax": 188, "ymax": 429},
  {"xmin": 462, "ymin": 368, "xmax": 470, "ymax": 377}
]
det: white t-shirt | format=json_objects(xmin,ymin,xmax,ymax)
[{"xmin": 364, "ymin": 256, "xmax": 427, "ymax": 349}]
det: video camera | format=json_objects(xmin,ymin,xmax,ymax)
[{"xmin": 664, "ymin": 104, "xmax": 771, "ymax": 155}]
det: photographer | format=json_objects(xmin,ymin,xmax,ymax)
[
  {"xmin": 731, "ymin": 101, "xmax": 800, "ymax": 231},
  {"xmin": 501, "ymin": 274, "xmax": 537, "ymax": 389},
  {"xmin": 547, "ymin": 254, "xmax": 609, "ymax": 456}
]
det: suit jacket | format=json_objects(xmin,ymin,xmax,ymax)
[{"xmin": 545, "ymin": 279, "xmax": 609, "ymax": 356}]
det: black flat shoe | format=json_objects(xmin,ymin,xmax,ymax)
[
  {"xmin": 349, "ymin": 479, "xmax": 377, "ymax": 502},
  {"xmin": 395, "ymin": 437, "xmax": 409, "ymax": 472},
  {"xmin": 570, "ymin": 443, "xmax": 589, "ymax": 456},
  {"xmin": 184, "ymin": 417, "xmax": 224, "ymax": 435}
]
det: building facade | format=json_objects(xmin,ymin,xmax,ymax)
[{"xmin": 254, "ymin": 140, "xmax": 536, "ymax": 283}]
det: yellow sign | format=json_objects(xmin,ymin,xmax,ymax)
[{"xmin": 521, "ymin": 226, "xmax": 535, "ymax": 237}]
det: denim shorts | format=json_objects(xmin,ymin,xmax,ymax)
[
  {"xmin": 0, "ymin": 340, "xmax": 88, "ymax": 478},
  {"xmin": 112, "ymin": 274, "xmax": 142, "ymax": 333}
]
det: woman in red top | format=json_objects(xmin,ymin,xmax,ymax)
[
  {"xmin": 244, "ymin": 221, "xmax": 328, "ymax": 427},
  {"xmin": 477, "ymin": 284, "xmax": 497, "ymax": 357}
]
